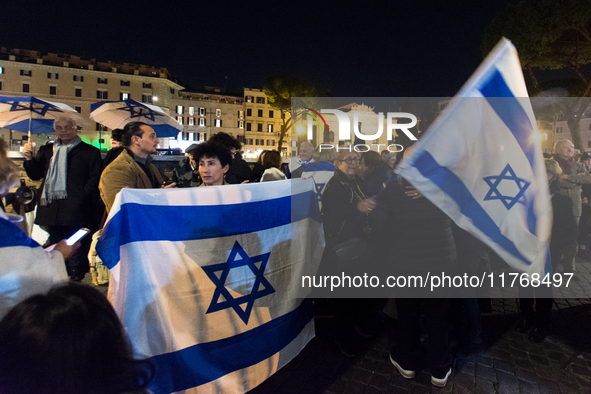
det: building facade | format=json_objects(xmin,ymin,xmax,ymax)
[
  {"xmin": 243, "ymin": 88, "xmax": 291, "ymax": 158},
  {"xmin": 0, "ymin": 47, "xmax": 183, "ymax": 150}
]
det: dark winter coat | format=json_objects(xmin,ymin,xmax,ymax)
[
  {"xmin": 321, "ymin": 169, "xmax": 368, "ymax": 248},
  {"xmin": 23, "ymin": 141, "xmax": 102, "ymax": 228},
  {"xmin": 370, "ymin": 177, "xmax": 456, "ymax": 277}
]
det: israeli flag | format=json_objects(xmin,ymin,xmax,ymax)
[
  {"xmin": 396, "ymin": 38, "xmax": 551, "ymax": 276},
  {"xmin": 301, "ymin": 161, "xmax": 336, "ymax": 211},
  {"xmin": 96, "ymin": 179, "xmax": 323, "ymax": 393}
]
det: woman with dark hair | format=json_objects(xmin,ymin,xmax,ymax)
[
  {"xmin": 193, "ymin": 142, "xmax": 233, "ymax": 186},
  {"xmin": 251, "ymin": 150, "xmax": 268, "ymax": 182},
  {"xmin": 260, "ymin": 150, "xmax": 286, "ymax": 182},
  {"xmin": 0, "ymin": 283, "xmax": 154, "ymax": 394},
  {"xmin": 360, "ymin": 150, "xmax": 394, "ymax": 196}
]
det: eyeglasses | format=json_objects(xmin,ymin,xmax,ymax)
[
  {"xmin": 341, "ymin": 157, "xmax": 360, "ymax": 165},
  {"xmin": 55, "ymin": 125, "xmax": 74, "ymax": 131}
]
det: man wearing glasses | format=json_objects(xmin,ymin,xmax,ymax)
[{"xmin": 23, "ymin": 117, "xmax": 102, "ymax": 281}]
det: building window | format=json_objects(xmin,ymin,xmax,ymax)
[
  {"xmin": 268, "ymin": 124, "xmax": 274, "ymax": 133},
  {"xmin": 588, "ymin": 141, "xmax": 591, "ymax": 148},
  {"xmin": 247, "ymin": 138, "xmax": 253, "ymax": 145},
  {"xmin": 142, "ymin": 83, "xmax": 152, "ymax": 89},
  {"xmin": 247, "ymin": 108, "xmax": 252, "ymax": 117},
  {"xmin": 189, "ymin": 107, "xmax": 194, "ymax": 116},
  {"xmin": 96, "ymin": 123, "xmax": 108, "ymax": 131},
  {"xmin": 22, "ymin": 84, "xmax": 30, "ymax": 93},
  {"xmin": 120, "ymin": 80, "xmax": 130, "ymax": 86},
  {"xmin": 237, "ymin": 135, "xmax": 245, "ymax": 144},
  {"xmin": 199, "ymin": 107, "xmax": 206, "ymax": 116},
  {"xmin": 49, "ymin": 86, "xmax": 56, "ymax": 95},
  {"xmin": 0, "ymin": 67, "xmax": 3, "ymax": 74},
  {"xmin": 256, "ymin": 97, "xmax": 265, "ymax": 104},
  {"xmin": 120, "ymin": 92, "xmax": 129, "ymax": 100},
  {"xmin": 97, "ymin": 90, "xmax": 108, "ymax": 99},
  {"xmin": 188, "ymin": 117, "xmax": 194, "ymax": 126},
  {"xmin": 269, "ymin": 110, "xmax": 274, "ymax": 118},
  {"xmin": 47, "ymin": 72, "xmax": 59, "ymax": 80},
  {"xmin": 97, "ymin": 78, "xmax": 108, "ymax": 84},
  {"xmin": 176, "ymin": 116, "xmax": 184, "ymax": 125},
  {"xmin": 246, "ymin": 123, "xmax": 252, "ymax": 131},
  {"xmin": 20, "ymin": 70, "xmax": 32, "ymax": 77},
  {"xmin": 198, "ymin": 118, "xmax": 206, "ymax": 126},
  {"xmin": 216, "ymin": 109, "xmax": 221, "ymax": 117},
  {"xmin": 75, "ymin": 88, "xmax": 82, "ymax": 97},
  {"xmin": 0, "ymin": 81, "xmax": 3, "ymax": 90},
  {"xmin": 73, "ymin": 75, "xmax": 84, "ymax": 82},
  {"xmin": 246, "ymin": 96, "xmax": 253, "ymax": 103},
  {"xmin": 170, "ymin": 88, "xmax": 175, "ymax": 94},
  {"xmin": 258, "ymin": 109, "xmax": 263, "ymax": 117},
  {"xmin": 75, "ymin": 106, "xmax": 81, "ymax": 113},
  {"xmin": 177, "ymin": 106, "xmax": 184, "ymax": 115},
  {"xmin": 141, "ymin": 94, "xmax": 152, "ymax": 103},
  {"xmin": 238, "ymin": 110, "xmax": 244, "ymax": 119},
  {"xmin": 267, "ymin": 140, "xmax": 275, "ymax": 146},
  {"xmin": 238, "ymin": 120, "xmax": 244, "ymax": 129},
  {"xmin": 215, "ymin": 119, "xmax": 222, "ymax": 127},
  {"xmin": 257, "ymin": 123, "xmax": 263, "ymax": 132},
  {"xmin": 556, "ymin": 127, "xmax": 562, "ymax": 134}
]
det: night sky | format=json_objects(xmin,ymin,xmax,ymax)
[{"xmin": 2, "ymin": 0, "xmax": 515, "ymax": 97}]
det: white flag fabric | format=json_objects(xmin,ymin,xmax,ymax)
[
  {"xmin": 96, "ymin": 179, "xmax": 323, "ymax": 393},
  {"xmin": 396, "ymin": 38, "xmax": 552, "ymax": 276}
]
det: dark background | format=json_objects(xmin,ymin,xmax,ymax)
[{"xmin": 2, "ymin": 0, "xmax": 516, "ymax": 96}]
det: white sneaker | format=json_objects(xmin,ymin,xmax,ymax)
[
  {"xmin": 431, "ymin": 368, "xmax": 452, "ymax": 388},
  {"xmin": 389, "ymin": 353, "xmax": 415, "ymax": 379}
]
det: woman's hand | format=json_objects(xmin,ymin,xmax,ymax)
[
  {"xmin": 357, "ymin": 197, "xmax": 377, "ymax": 214},
  {"xmin": 405, "ymin": 186, "xmax": 423, "ymax": 199}
]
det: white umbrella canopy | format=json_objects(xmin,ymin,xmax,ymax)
[
  {"xmin": 90, "ymin": 99, "xmax": 182, "ymax": 138},
  {"xmin": 0, "ymin": 95, "xmax": 88, "ymax": 137}
]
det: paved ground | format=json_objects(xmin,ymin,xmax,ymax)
[
  {"xmin": 82, "ymin": 260, "xmax": 591, "ymax": 393},
  {"xmin": 247, "ymin": 260, "xmax": 591, "ymax": 394}
]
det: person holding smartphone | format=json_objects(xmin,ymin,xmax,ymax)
[{"xmin": 0, "ymin": 139, "xmax": 80, "ymax": 319}]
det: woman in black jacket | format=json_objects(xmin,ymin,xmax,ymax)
[{"xmin": 319, "ymin": 149, "xmax": 377, "ymax": 357}]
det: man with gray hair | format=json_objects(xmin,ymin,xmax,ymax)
[
  {"xmin": 287, "ymin": 141, "xmax": 315, "ymax": 178},
  {"xmin": 553, "ymin": 139, "xmax": 591, "ymax": 272},
  {"xmin": 22, "ymin": 116, "xmax": 102, "ymax": 281}
]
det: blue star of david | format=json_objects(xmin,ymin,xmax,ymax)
[
  {"xmin": 314, "ymin": 182, "xmax": 325, "ymax": 202},
  {"xmin": 116, "ymin": 101, "xmax": 163, "ymax": 122},
  {"xmin": 483, "ymin": 163, "xmax": 530, "ymax": 210},
  {"xmin": 9, "ymin": 101, "xmax": 62, "ymax": 116},
  {"xmin": 202, "ymin": 241, "xmax": 275, "ymax": 324}
]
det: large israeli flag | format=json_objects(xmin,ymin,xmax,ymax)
[
  {"xmin": 96, "ymin": 179, "xmax": 323, "ymax": 393},
  {"xmin": 396, "ymin": 38, "xmax": 551, "ymax": 276}
]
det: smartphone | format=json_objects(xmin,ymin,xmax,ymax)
[{"xmin": 66, "ymin": 228, "xmax": 90, "ymax": 246}]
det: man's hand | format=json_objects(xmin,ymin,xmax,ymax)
[
  {"xmin": 163, "ymin": 182, "xmax": 177, "ymax": 188},
  {"xmin": 22, "ymin": 143, "xmax": 34, "ymax": 160}
]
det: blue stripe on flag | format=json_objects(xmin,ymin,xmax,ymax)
[
  {"xmin": 148, "ymin": 299, "xmax": 313, "ymax": 393},
  {"xmin": 97, "ymin": 190, "xmax": 319, "ymax": 269},
  {"xmin": 413, "ymin": 151, "xmax": 531, "ymax": 266},
  {"xmin": 0, "ymin": 218, "xmax": 40, "ymax": 248},
  {"xmin": 478, "ymin": 69, "xmax": 538, "ymax": 235}
]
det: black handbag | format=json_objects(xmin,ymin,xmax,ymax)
[{"xmin": 332, "ymin": 236, "xmax": 370, "ymax": 264}]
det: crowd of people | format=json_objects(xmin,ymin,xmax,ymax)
[{"xmin": 1, "ymin": 115, "xmax": 590, "ymax": 391}]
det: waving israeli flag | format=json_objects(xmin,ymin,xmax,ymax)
[
  {"xmin": 396, "ymin": 38, "xmax": 551, "ymax": 276},
  {"xmin": 96, "ymin": 179, "xmax": 323, "ymax": 393}
]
